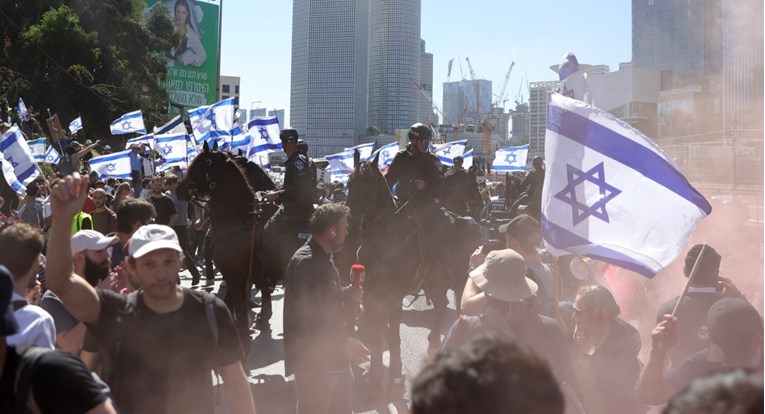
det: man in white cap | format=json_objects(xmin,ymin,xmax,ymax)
[
  {"xmin": 46, "ymin": 173, "xmax": 256, "ymax": 414},
  {"xmin": 40, "ymin": 229, "xmax": 116, "ymax": 354}
]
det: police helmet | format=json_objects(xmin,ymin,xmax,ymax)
[
  {"xmin": 297, "ymin": 138, "xmax": 308, "ymax": 154},
  {"xmin": 280, "ymin": 127, "xmax": 299, "ymax": 143},
  {"xmin": 408, "ymin": 123, "xmax": 432, "ymax": 142}
]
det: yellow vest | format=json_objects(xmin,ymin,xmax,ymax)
[{"xmin": 71, "ymin": 212, "xmax": 93, "ymax": 234}]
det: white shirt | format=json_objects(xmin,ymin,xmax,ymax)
[{"xmin": 6, "ymin": 292, "xmax": 57, "ymax": 349}]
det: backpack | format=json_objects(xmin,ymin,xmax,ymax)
[
  {"xmin": 97, "ymin": 289, "xmax": 219, "ymax": 383},
  {"xmin": 13, "ymin": 347, "xmax": 111, "ymax": 414}
]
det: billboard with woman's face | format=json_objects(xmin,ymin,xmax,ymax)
[{"xmin": 145, "ymin": 0, "xmax": 220, "ymax": 111}]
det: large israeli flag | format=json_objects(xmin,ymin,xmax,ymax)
[
  {"xmin": 28, "ymin": 138, "xmax": 46, "ymax": 163},
  {"xmin": 542, "ymin": 94, "xmax": 710, "ymax": 277},
  {"xmin": 0, "ymin": 152, "xmax": 25, "ymax": 195},
  {"xmin": 89, "ymin": 150, "xmax": 132, "ymax": 180},
  {"xmin": 326, "ymin": 149, "xmax": 357, "ymax": 175},
  {"xmin": 44, "ymin": 146, "xmax": 61, "ymax": 165},
  {"xmin": 188, "ymin": 97, "xmax": 236, "ymax": 144},
  {"xmin": 110, "ymin": 110, "xmax": 146, "ymax": 135},
  {"xmin": 69, "ymin": 116, "xmax": 83, "ymax": 134},
  {"xmin": 0, "ymin": 126, "xmax": 39, "ymax": 186},
  {"xmin": 433, "ymin": 140, "xmax": 467, "ymax": 167},
  {"xmin": 246, "ymin": 116, "xmax": 282, "ymax": 168},
  {"xmin": 155, "ymin": 133, "xmax": 188, "ymax": 168},
  {"xmin": 371, "ymin": 141, "xmax": 399, "ymax": 172},
  {"xmin": 125, "ymin": 133, "xmax": 155, "ymax": 150},
  {"xmin": 219, "ymin": 125, "xmax": 251, "ymax": 155},
  {"xmin": 493, "ymin": 144, "xmax": 529, "ymax": 171},
  {"xmin": 463, "ymin": 148, "xmax": 474, "ymax": 169}
]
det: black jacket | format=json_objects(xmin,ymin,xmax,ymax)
[
  {"xmin": 385, "ymin": 144, "xmax": 445, "ymax": 203},
  {"xmin": 279, "ymin": 151, "xmax": 315, "ymax": 217}
]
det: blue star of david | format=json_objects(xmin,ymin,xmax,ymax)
[
  {"xmin": 258, "ymin": 127, "xmax": 269, "ymax": 139},
  {"xmin": 441, "ymin": 146, "xmax": 451, "ymax": 155},
  {"xmin": 206, "ymin": 112, "xmax": 217, "ymax": 130},
  {"xmin": 7, "ymin": 156, "xmax": 18, "ymax": 169},
  {"xmin": 505, "ymin": 153, "xmax": 517, "ymax": 164},
  {"xmin": 121, "ymin": 120, "xmax": 132, "ymax": 130},
  {"xmin": 561, "ymin": 85, "xmax": 575, "ymax": 99},
  {"xmin": 554, "ymin": 162, "xmax": 622, "ymax": 226},
  {"xmin": 162, "ymin": 145, "xmax": 173, "ymax": 156},
  {"xmin": 104, "ymin": 163, "xmax": 116, "ymax": 172},
  {"xmin": 381, "ymin": 150, "xmax": 391, "ymax": 162},
  {"xmin": 47, "ymin": 155, "xmax": 55, "ymax": 162}
]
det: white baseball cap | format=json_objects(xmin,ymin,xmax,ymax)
[
  {"xmin": 71, "ymin": 230, "xmax": 118, "ymax": 256},
  {"xmin": 128, "ymin": 224, "xmax": 182, "ymax": 258}
]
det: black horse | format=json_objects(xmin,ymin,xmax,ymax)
[
  {"xmin": 345, "ymin": 150, "xmax": 480, "ymax": 396},
  {"xmin": 178, "ymin": 142, "xmax": 275, "ymax": 348}
]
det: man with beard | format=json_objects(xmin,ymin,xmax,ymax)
[
  {"xmin": 46, "ymin": 173, "xmax": 256, "ymax": 414},
  {"xmin": 90, "ymin": 188, "xmax": 118, "ymax": 235},
  {"xmin": 40, "ymin": 229, "xmax": 116, "ymax": 354},
  {"xmin": 283, "ymin": 203, "xmax": 369, "ymax": 414}
]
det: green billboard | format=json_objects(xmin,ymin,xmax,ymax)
[{"xmin": 145, "ymin": 0, "xmax": 220, "ymax": 112}]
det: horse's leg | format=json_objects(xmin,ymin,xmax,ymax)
[
  {"xmin": 427, "ymin": 282, "xmax": 449, "ymax": 352},
  {"xmin": 358, "ymin": 294, "xmax": 385, "ymax": 400}
]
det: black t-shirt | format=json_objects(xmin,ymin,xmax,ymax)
[
  {"xmin": 0, "ymin": 347, "xmax": 109, "ymax": 413},
  {"xmin": 148, "ymin": 194, "xmax": 177, "ymax": 225},
  {"xmin": 656, "ymin": 291, "xmax": 724, "ymax": 367},
  {"xmin": 85, "ymin": 288, "xmax": 244, "ymax": 414}
]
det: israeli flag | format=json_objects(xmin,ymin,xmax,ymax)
[
  {"xmin": 0, "ymin": 126, "xmax": 39, "ymax": 186},
  {"xmin": 89, "ymin": 150, "xmax": 132, "ymax": 180},
  {"xmin": 188, "ymin": 98, "xmax": 236, "ymax": 144},
  {"xmin": 28, "ymin": 138, "xmax": 47, "ymax": 162},
  {"xmin": 17, "ymin": 98, "xmax": 30, "ymax": 123},
  {"xmin": 155, "ymin": 133, "xmax": 188, "ymax": 168},
  {"xmin": 371, "ymin": 141, "xmax": 399, "ymax": 172},
  {"xmin": 542, "ymin": 93, "xmax": 710, "ymax": 277},
  {"xmin": 187, "ymin": 143, "xmax": 200, "ymax": 163},
  {"xmin": 493, "ymin": 144, "xmax": 529, "ymax": 171},
  {"xmin": 69, "ymin": 116, "xmax": 83, "ymax": 134},
  {"xmin": 154, "ymin": 115, "xmax": 187, "ymax": 135},
  {"xmin": 125, "ymin": 133, "xmax": 155, "ymax": 150},
  {"xmin": 44, "ymin": 146, "xmax": 61, "ymax": 165},
  {"xmin": 219, "ymin": 125, "xmax": 251, "ymax": 155},
  {"xmin": 326, "ymin": 149, "xmax": 357, "ymax": 175},
  {"xmin": 463, "ymin": 148, "xmax": 474, "ymax": 169},
  {"xmin": 433, "ymin": 140, "xmax": 467, "ymax": 167},
  {"xmin": 110, "ymin": 110, "xmax": 146, "ymax": 135},
  {"xmin": 556, "ymin": 52, "xmax": 592, "ymax": 105},
  {"xmin": 246, "ymin": 116, "xmax": 282, "ymax": 168},
  {"xmin": 0, "ymin": 152, "xmax": 25, "ymax": 195},
  {"xmin": 345, "ymin": 143, "xmax": 375, "ymax": 161}
]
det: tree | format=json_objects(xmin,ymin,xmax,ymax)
[{"xmin": 0, "ymin": 1, "xmax": 178, "ymax": 140}]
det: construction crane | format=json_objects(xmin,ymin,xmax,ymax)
[
  {"xmin": 410, "ymin": 78, "xmax": 447, "ymax": 126},
  {"xmin": 494, "ymin": 61, "xmax": 515, "ymax": 109},
  {"xmin": 465, "ymin": 57, "xmax": 492, "ymax": 156},
  {"xmin": 446, "ymin": 58, "xmax": 454, "ymax": 83}
]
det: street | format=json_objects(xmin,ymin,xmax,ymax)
[{"xmin": 179, "ymin": 269, "xmax": 460, "ymax": 414}]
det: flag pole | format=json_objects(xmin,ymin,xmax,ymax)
[{"xmin": 671, "ymin": 244, "xmax": 708, "ymax": 317}]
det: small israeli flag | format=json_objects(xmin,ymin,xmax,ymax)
[
  {"xmin": 188, "ymin": 98, "xmax": 236, "ymax": 144},
  {"xmin": 493, "ymin": 145, "xmax": 529, "ymax": 172},
  {"xmin": 433, "ymin": 140, "xmax": 467, "ymax": 167},
  {"xmin": 89, "ymin": 150, "xmax": 132, "ymax": 180},
  {"xmin": 69, "ymin": 116, "xmax": 83, "ymax": 134},
  {"xmin": 220, "ymin": 125, "xmax": 252, "ymax": 155},
  {"xmin": 0, "ymin": 152, "xmax": 25, "ymax": 195},
  {"xmin": 345, "ymin": 143, "xmax": 375, "ymax": 161},
  {"xmin": 154, "ymin": 115, "xmax": 187, "ymax": 135},
  {"xmin": 370, "ymin": 142, "xmax": 399, "ymax": 172},
  {"xmin": 110, "ymin": 110, "xmax": 146, "ymax": 135},
  {"xmin": 155, "ymin": 133, "xmax": 188, "ymax": 168},
  {"xmin": 28, "ymin": 138, "xmax": 47, "ymax": 162},
  {"xmin": 17, "ymin": 98, "xmax": 30, "ymax": 123},
  {"xmin": 125, "ymin": 133, "xmax": 156, "ymax": 150},
  {"xmin": 0, "ymin": 126, "xmax": 40, "ymax": 186},
  {"xmin": 44, "ymin": 146, "xmax": 61, "ymax": 165},
  {"xmin": 246, "ymin": 116, "xmax": 282, "ymax": 168},
  {"xmin": 463, "ymin": 148, "xmax": 474, "ymax": 169}
]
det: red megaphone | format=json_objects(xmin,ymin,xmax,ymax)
[{"xmin": 350, "ymin": 264, "xmax": 365, "ymax": 287}]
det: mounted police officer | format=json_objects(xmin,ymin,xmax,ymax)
[
  {"xmin": 297, "ymin": 138, "xmax": 318, "ymax": 196},
  {"xmin": 443, "ymin": 156, "xmax": 482, "ymax": 216},
  {"xmin": 517, "ymin": 156, "xmax": 545, "ymax": 221},
  {"xmin": 260, "ymin": 128, "xmax": 316, "ymax": 327}
]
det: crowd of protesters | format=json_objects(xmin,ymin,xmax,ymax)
[{"xmin": 0, "ymin": 127, "xmax": 762, "ymax": 414}]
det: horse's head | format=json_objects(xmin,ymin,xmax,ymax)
[
  {"xmin": 180, "ymin": 140, "xmax": 228, "ymax": 199},
  {"xmin": 346, "ymin": 150, "xmax": 394, "ymax": 220}
]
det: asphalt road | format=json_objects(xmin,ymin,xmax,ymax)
[{"xmin": 179, "ymin": 268, "xmax": 460, "ymax": 414}]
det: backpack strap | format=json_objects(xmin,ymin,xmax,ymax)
[{"xmin": 14, "ymin": 347, "xmax": 54, "ymax": 414}]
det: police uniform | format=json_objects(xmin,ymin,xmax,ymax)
[
  {"xmin": 443, "ymin": 166, "xmax": 481, "ymax": 216},
  {"xmin": 385, "ymin": 144, "xmax": 445, "ymax": 205}
]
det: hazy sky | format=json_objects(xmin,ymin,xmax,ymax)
[{"xmin": 220, "ymin": 1, "xmax": 632, "ymax": 125}]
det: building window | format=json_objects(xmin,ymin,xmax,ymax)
[
  {"xmin": 222, "ymin": 84, "xmax": 230, "ymax": 93},
  {"xmin": 222, "ymin": 95, "xmax": 230, "ymax": 99},
  {"xmin": 235, "ymin": 85, "xmax": 240, "ymax": 94}
]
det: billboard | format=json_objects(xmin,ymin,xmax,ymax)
[{"xmin": 145, "ymin": 0, "xmax": 220, "ymax": 112}]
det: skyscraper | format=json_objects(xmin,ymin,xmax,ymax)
[
  {"xmin": 368, "ymin": 0, "xmax": 421, "ymax": 134},
  {"xmin": 442, "ymin": 79, "xmax": 492, "ymax": 126},
  {"xmin": 418, "ymin": 40, "xmax": 435, "ymax": 125},
  {"xmin": 290, "ymin": 0, "xmax": 370, "ymax": 157}
]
